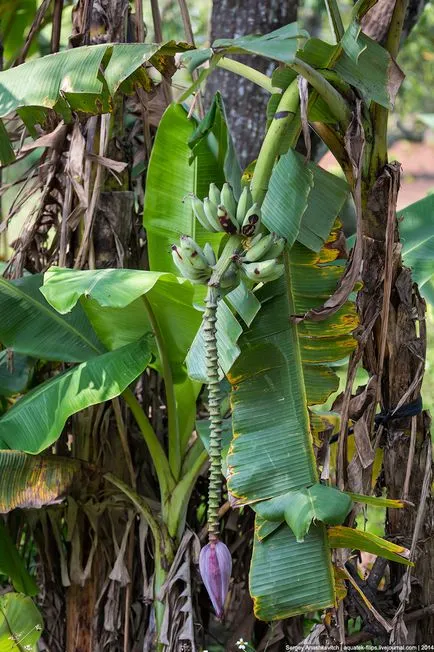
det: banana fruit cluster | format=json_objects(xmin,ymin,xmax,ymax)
[
  {"xmin": 190, "ymin": 183, "xmax": 262, "ymax": 238},
  {"xmin": 172, "ymin": 182, "xmax": 286, "ymax": 287}
]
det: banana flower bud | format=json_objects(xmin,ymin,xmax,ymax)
[{"xmin": 199, "ymin": 540, "xmax": 232, "ymax": 619}]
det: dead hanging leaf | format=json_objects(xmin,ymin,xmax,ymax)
[
  {"xmin": 348, "ymin": 376, "xmax": 377, "ymax": 420},
  {"xmin": 295, "ymin": 102, "xmax": 365, "ymax": 324},
  {"xmin": 353, "ymin": 416, "xmax": 375, "ymax": 469},
  {"xmin": 85, "ymin": 152, "xmax": 128, "ymax": 173},
  {"xmin": 109, "ymin": 510, "xmax": 134, "ymax": 587},
  {"xmin": 67, "ymin": 121, "xmax": 87, "ymax": 208},
  {"xmin": 298, "ymin": 75, "xmax": 311, "ymax": 161},
  {"xmin": 20, "ymin": 122, "xmax": 69, "ymax": 152},
  {"xmin": 159, "ymin": 530, "xmax": 198, "ymax": 650},
  {"xmin": 0, "ymin": 450, "xmax": 84, "ymax": 512}
]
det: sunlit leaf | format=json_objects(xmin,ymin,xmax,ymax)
[
  {"xmin": 0, "ymin": 593, "xmax": 43, "ymax": 651},
  {"xmin": 0, "ymin": 337, "xmax": 152, "ymax": 454}
]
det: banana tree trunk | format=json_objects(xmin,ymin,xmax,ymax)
[{"xmin": 358, "ymin": 161, "xmax": 434, "ymax": 643}]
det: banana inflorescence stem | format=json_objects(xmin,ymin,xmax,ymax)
[{"xmin": 204, "ymin": 285, "xmax": 222, "ymax": 541}]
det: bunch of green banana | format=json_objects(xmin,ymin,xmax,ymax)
[
  {"xmin": 189, "ymin": 182, "xmax": 262, "ymax": 237},
  {"xmin": 238, "ymin": 232, "xmax": 286, "ymax": 283},
  {"xmin": 171, "ymin": 236, "xmax": 214, "ymax": 284}
]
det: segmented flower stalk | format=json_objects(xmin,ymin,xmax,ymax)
[{"xmin": 203, "ymin": 284, "xmax": 222, "ymax": 541}]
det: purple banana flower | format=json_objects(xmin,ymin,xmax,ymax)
[{"xmin": 199, "ymin": 540, "xmax": 232, "ymax": 619}]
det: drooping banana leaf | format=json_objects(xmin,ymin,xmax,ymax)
[
  {"xmin": 0, "ymin": 337, "xmax": 152, "ymax": 454},
  {"xmin": 42, "ymin": 267, "xmax": 202, "ymax": 454},
  {"xmin": 0, "ymin": 593, "xmax": 43, "ymax": 651},
  {"xmin": 227, "ymin": 228, "xmax": 358, "ymax": 619},
  {"xmin": 0, "ymin": 42, "xmax": 193, "ymax": 162},
  {"xmin": 0, "ymin": 274, "xmax": 103, "ymax": 362}
]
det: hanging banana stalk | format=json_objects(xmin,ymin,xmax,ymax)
[{"xmin": 172, "ymin": 181, "xmax": 285, "ymax": 618}]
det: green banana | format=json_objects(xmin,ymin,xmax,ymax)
[
  {"xmin": 236, "ymin": 186, "xmax": 254, "ymax": 226},
  {"xmin": 179, "ymin": 235, "xmax": 210, "ymax": 271},
  {"xmin": 204, "ymin": 243, "xmax": 216, "ymax": 267},
  {"xmin": 217, "ymin": 205, "xmax": 239, "ymax": 235},
  {"xmin": 220, "ymin": 263, "xmax": 239, "ymax": 289},
  {"xmin": 241, "ymin": 203, "xmax": 261, "ymax": 237},
  {"xmin": 264, "ymin": 233, "xmax": 286, "ymax": 259},
  {"xmin": 208, "ymin": 182, "xmax": 221, "ymax": 207},
  {"xmin": 190, "ymin": 195, "xmax": 216, "ymax": 232},
  {"xmin": 242, "ymin": 259, "xmax": 284, "ymax": 283},
  {"xmin": 172, "ymin": 245, "xmax": 202, "ymax": 281},
  {"xmin": 242, "ymin": 232, "xmax": 274, "ymax": 262},
  {"xmin": 221, "ymin": 183, "xmax": 237, "ymax": 218},
  {"xmin": 204, "ymin": 198, "xmax": 223, "ymax": 232}
]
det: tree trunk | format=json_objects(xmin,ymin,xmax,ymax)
[
  {"xmin": 358, "ymin": 161, "xmax": 434, "ymax": 643},
  {"xmin": 206, "ymin": 0, "xmax": 298, "ymax": 168}
]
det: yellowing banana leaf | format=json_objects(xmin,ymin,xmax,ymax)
[
  {"xmin": 0, "ymin": 337, "xmax": 152, "ymax": 454},
  {"xmin": 0, "ymin": 520, "xmax": 38, "ymax": 595},
  {"xmin": 328, "ymin": 526, "xmax": 413, "ymax": 565},
  {"xmin": 346, "ymin": 493, "xmax": 407, "ymax": 508},
  {"xmin": 227, "ymin": 226, "xmax": 357, "ymax": 619},
  {"xmin": 0, "ymin": 274, "xmax": 103, "ymax": 362},
  {"xmin": 0, "ymin": 450, "xmax": 81, "ymax": 512},
  {"xmin": 0, "ymin": 42, "xmax": 192, "ymax": 163},
  {"xmin": 0, "ymin": 593, "xmax": 43, "ymax": 651},
  {"xmin": 254, "ymin": 484, "xmax": 353, "ymax": 542}
]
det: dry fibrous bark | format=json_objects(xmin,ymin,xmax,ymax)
[
  {"xmin": 357, "ymin": 162, "xmax": 434, "ymax": 644},
  {"xmin": 206, "ymin": 0, "xmax": 298, "ymax": 168}
]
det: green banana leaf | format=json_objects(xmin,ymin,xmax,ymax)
[
  {"xmin": 0, "ymin": 337, "xmax": 152, "ymax": 454},
  {"xmin": 0, "ymin": 520, "xmax": 38, "ymax": 595},
  {"xmin": 213, "ymin": 23, "xmax": 309, "ymax": 63},
  {"xmin": 0, "ymin": 593, "xmax": 43, "ymax": 651},
  {"xmin": 0, "ymin": 450, "xmax": 82, "ymax": 512},
  {"xmin": 143, "ymin": 103, "xmax": 225, "ymax": 275},
  {"xmin": 0, "ymin": 274, "xmax": 103, "ymax": 362},
  {"xmin": 0, "ymin": 42, "xmax": 192, "ymax": 162},
  {"xmin": 227, "ymin": 228, "xmax": 357, "ymax": 619},
  {"xmin": 41, "ymin": 267, "xmax": 200, "ymax": 376},
  {"xmin": 42, "ymin": 267, "xmax": 202, "ymax": 455},
  {"xmin": 188, "ymin": 92, "xmax": 242, "ymax": 199},
  {"xmin": 0, "ymin": 351, "xmax": 34, "ymax": 397},
  {"xmin": 398, "ymin": 194, "xmax": 434, "ymax": 305}
]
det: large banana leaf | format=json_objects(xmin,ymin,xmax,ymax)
[
  {"xmin": 0, "ymin": 42, "xmax": 192, "ymax": 162},
  {"xmin": 0, "ymin": 593, "xmax": 43, "ymax": 651},
  {"xmin": 0, "ymin": 274, "xmax": 103, "ymax": 362},
  {"xmin": 41, "ymin": 268, "xmax": 200, "ymax": 375},
  {"xmin": 227, "ymin": 229, "xmax": 357, "ymax": 619},
  {"xmin": 0, "ymin": 450, "xmax": 81, "ymax": 512},
  {"xmin": 0, "ymin": 337, "xmax": 151, "ymax": 454},
  {"xmin": 143, "ymin": 103, "xmax": 227, "ymax": 275}
]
